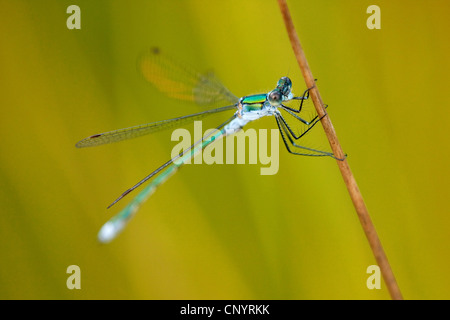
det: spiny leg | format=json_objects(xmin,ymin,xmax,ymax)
[
  {"xmin": 278, "ymin": 107, "xmax": 326, "ymax": 140},
  {"xmin": 275, "ymin": 113, "xmax": 337, "ymax": 158},
  {"xmin": 281, "ymin": 82, "xmax": 315, "ymax": 114},
  {"xmin": 281, "ymin": 104, "xmax": 347, "ymax": 160},
  {"xmin": 279, "ymin": 105, "xmax": 311, "ymax": 125},
  {"xmin": 277, "ymin": 112, "xmax": 346, "ymax": 161},
  {"xmin": 279, "ymin": 101, "xmax": 324, "ymax": 128}
]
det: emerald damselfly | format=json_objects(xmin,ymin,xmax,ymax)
[{"xmin": 76, "ymin": 48, "xmax": 343, "ymax": 243}]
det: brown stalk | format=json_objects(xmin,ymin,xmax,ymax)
[{"xmin": 277, "ymin": 0, "xmax": 403, "ymax": 300}]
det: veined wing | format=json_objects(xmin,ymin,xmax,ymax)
[
  {"xmin": 75, "ymin": 104, "xmax": 236, "ymax": 148},
  {"xmin": 138, "ymin": 47, "xmax": 239, "ymax": 106}
]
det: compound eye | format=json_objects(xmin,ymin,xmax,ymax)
[
  {"xmin": 277, "ymin": 77, "xmax": 292, "ymax": 96},
  {"xmin": 268, "ymin": 90, "xmax": 282, "ymax": 105},
  {"xmin": 280, "ymin": 76, "xmax": 292, "ymax": 87}
]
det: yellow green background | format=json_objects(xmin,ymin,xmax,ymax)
[{"xmin": 1, "ymin": 0, "xmax": 449, "ymax": 299}]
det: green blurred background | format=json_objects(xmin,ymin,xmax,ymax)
[{"xmin": 1, "ymin": 0, "xmax": 449, "ymax": 299}]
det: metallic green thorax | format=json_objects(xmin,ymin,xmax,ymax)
[
  {"xmin": 238, "ymin": 93, "xmax": 267, "ymax": 113},
  {"xmin": 240, "ymin": 93, "xmax": 267, "ymax": 105}
]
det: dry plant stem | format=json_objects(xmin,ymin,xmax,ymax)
[{"xmin": 277, "ymin": 0, "xmax": 403, "ymax": 300}]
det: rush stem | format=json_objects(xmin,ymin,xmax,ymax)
[{"xmin": 277, "ymin": 0, "xmax": 403, "ymax": 300}]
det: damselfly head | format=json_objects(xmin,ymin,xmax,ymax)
[{"xmin": 276, "ymin": 76, "xmax": 292, "ymax": 97}]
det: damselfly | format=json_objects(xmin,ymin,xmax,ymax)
[{"xmin": 76, "ymin": 48, "xmax": 343, "ymax": 243}]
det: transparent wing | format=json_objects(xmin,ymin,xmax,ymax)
[
  {"xmin": 75, "ymin": 104, "xmax": 236, "ymax": 148},
  {"xmin": 138, "ymin": 47, "xmax": 239, "ymax": 105}
]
